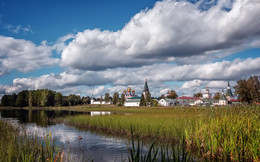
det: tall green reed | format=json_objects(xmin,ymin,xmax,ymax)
[
  {"xmin": 62, "ymin": 105, "xmax": 259, "ymax": 161},
  {"xmin": 0, "ymin": 120, "xmax": 63, "ymax": 162},
  {"xmin": 127, "ymin": 126, "xmax": 192, "ymax": 162}
]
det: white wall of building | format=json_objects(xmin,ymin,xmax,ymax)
[
  {"xmin": 124, "ymin": 102, "xmax": 140, "ymax": 107},
  {"xmin": 189, "ymin": 100, "xmax": 203, "ymax": 106},
  {"xmin": 91, "ymin": 99, "xmax": 111, "ymax": 105},
  {"xmin": 219, "ymin": 100, "xmax": 227, "ymax": 106},
  {"xmin": 90, "ymin": 111, "xmax": 111, "ymax": 116},
  {"xmin": 158, "ymin": 99, "xmax": 167, "ymax": 106}
]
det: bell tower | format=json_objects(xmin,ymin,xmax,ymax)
[
  {"xmin": 143, "ymin": 79, "xmax": 150, "ymax": 99},
  {"xmin": 226, "ymin": 81, "xmax": 234, "ymax": 100}
]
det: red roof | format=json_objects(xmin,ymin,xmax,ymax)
[
  {"xmin": 229, "ymin": 99, "xmax": 239, "ymax": 102},
  {"xmin": 176, "ymin": 96, "xmax": 201, "ymax": 100}
]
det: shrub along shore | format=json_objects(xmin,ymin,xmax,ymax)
[{"xmin": 60, "ymin": 105, "xmax": 260, "ymax": 161}]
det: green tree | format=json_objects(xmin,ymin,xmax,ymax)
[
  {"xmin": 9, "ymin": 93, "xmax": 17, "ymax": 107},
  {"xmin": 140, "ymin": 93, "xmax": 146, "ymax": 107},
  {"xmin": 193, "ymin": 92, "xmax": 203, "ymax": 98},
  {"xmin": 82, "ymin": 96, "xmax": 91, "ymax": 104},
  {"xmin": 40, "ymin": 89, "xmax": 50, "ymax": 107},
  {"xmin": 55, "ymin": 92, "xmax": 63, "ymax": 106},
  {"xmin": 112, "ymin": 92, "xmax": 120, "ymax": 105},
  {"xmin": 68, "ymin": 94, "xmax": 76, "ymax": 106},
  {"xmin": 146, "ymin": 91, "xmax": 152, "ymax": 106},
  {"xmin": 34, "ymin": 90, "xmax": 40, "ymax": 106},
  {"xmin": 1, "ymin": 95, "xmax": 10, "ymax": 106},
  {"xmin": 68, "ymin": 94, "xmax": 81, "ymax": 106},
  {"xmin": 77, "ymin": 95, "xmax": 82, "ymax": 105},
  {"xmin": 152, "ymin": 99, "xmax": 159, "ymax": 107},
  {"xmin": 247, "ymin": 76, "xmax": 260, "ymax": 103},
  {"xmin": 46, "ymin": 90, "xmax": 55, "ymax": 106},
  {"xmin": 214, "ymin": 92, "xmax": 221, "ymax": 100},
  {"xmin": 28, "ymin": 91, "xmax": 33, "ymax": 107},
  {"xmin": 62, "ymin": 96, "xmax": 69, "ymax": 106},
  {"xmin": 16, "ymin": 91, "xmax": 28, "ymax": 107},
  {"xmin": 104, "ymin": 93, "xmax": 110, "ymax": 103},
  {"xmin": 120, "ymin": 93, "xmax": 125, "ymax": 106},
  {"xmin": 235, "ymin": 76, "xmax": 260, "ymax": 103},
  {"xmin": 38, "ymin": 90, "xmax": 42, "ymax": 106},
  {"xmin": 167, "ymin": 90, "xmax": 178, "ymax": 99}
]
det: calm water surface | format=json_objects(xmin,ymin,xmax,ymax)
[{"xmin": 0, "ymin": 109, "xmax": 129, "ymax": 162}]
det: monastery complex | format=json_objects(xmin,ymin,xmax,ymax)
[{"xmin": 91, "ymin": 79, "xmax": 239, "ymax": 107}]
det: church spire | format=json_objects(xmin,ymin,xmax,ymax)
[
  {"xmin": 227, "ymin": 81, "xmax": 230, "ymax": 89},
  {"xmin": 143, "ymin": 79, "xmax": 150, "ymax": 99},
  {"xmin": 226, "ymin": 81, "xmax": 234, "ymax": 98},
  {"xmin": 143, "ymin": 79, "xmax": 149, "ymax": 92}
]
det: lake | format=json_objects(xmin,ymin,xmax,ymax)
[{"xmin": 0, "ymin": 109, "xmax": 129, "ymax": 162}]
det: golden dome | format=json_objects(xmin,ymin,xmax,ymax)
[
  {"xmin": 127, "ymin": 87, "xmax": 131, "ymax": 92},
  {"xmin": 123, "ymin": 89, "xmax": 126, "ymax": 92}
]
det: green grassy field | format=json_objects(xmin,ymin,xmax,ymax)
[
  {"xmin": 61, "ymin": 105, "xmax": 260, "ymax": 161},
  {"xmin": 0, "ymin": 120, "xmax": 63, "ymax": 162}
]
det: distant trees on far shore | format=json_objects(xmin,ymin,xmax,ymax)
[{"xmin": 0, "ymin": 89, "xmax": 89, "ymax": 107}]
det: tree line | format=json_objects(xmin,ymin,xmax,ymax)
[
  {"xmin": 1, "ymin": 89, "xmax": 90, "ymax": 107},
  {"xmin": 1, "ymin": 76, "xmax": 259, "ymax": 107}
]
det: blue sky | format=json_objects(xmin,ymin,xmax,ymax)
[
  {"xmin": 0, "ymin": 0, "xmax": 260, "ymax": 97},
  {"xmin": 0, "ymin": 0, "xmax": 157, "ymax": 43}
]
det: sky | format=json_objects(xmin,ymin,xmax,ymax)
[{"xmin": 0, "ymin": 0, "xmax": 260, "ymax": 98}]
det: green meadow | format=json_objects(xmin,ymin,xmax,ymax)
[{"xmin": 61, "ymin": 105, "xmax": 260, "ymax": 161}]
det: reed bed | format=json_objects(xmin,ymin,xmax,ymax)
[
  {"xmin": 127, "ymin": 126, "xmax": 195, "ymax": 162},
  {"xmin": 63, "ymin": 105, "xmax": 260, "ymax": 161},
  {"xmin": 186, "ymin": 106, "xmax": 260, "ymax": 161},
  {"xmin": 0, "ymin": 120, "xmax": 63, "ymax": 162}
]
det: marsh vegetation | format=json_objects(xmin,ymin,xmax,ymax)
[
  {"xmin": 0, "ymin": 105, "xmax": 259, "ymax": 161},
  {"xmin": 62, "ymin": 105, "xmax": 260, "ymax": 161},
  {"xmin": 0, "ymin": 120, "xmax": 63, "ymax": 162}
]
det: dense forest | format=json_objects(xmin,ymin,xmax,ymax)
[{"xmin": 0, "ymin": 89, "xmax": 91, "ymax": 107}]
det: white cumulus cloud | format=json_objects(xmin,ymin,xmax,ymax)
[
  {"xmin": 61, "ymin": 0, "xmax": 260, "ymax": 70},
  {"xmin": 3, "ymin": 57, "xmax": 260, "ymax": 96},
  {"xmin": 0, "ymin": 36, "xmax": 59, "ymax": 75}
]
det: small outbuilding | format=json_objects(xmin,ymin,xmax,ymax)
[{"xmin": 158, "ymin": 98, "xmax": 176, "ymax": 106}]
